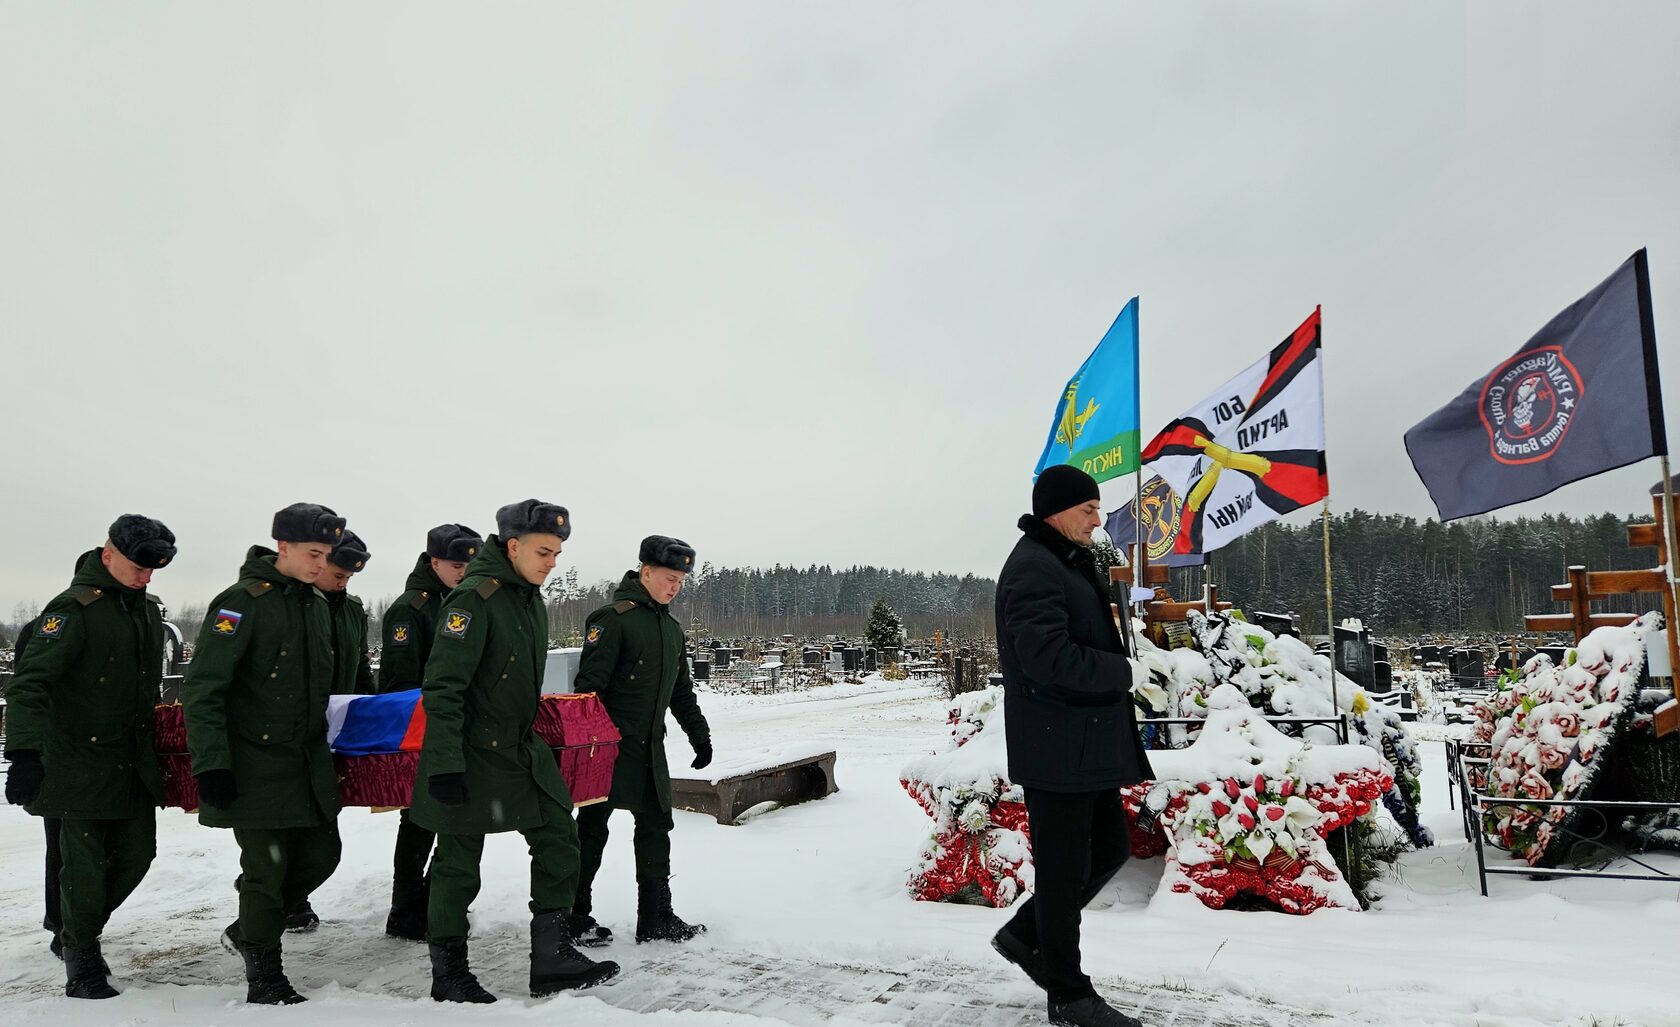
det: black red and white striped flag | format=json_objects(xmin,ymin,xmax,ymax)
[{"xmin": 1140, "ymin": 310, "xmax": 1329, "ymax": 555}]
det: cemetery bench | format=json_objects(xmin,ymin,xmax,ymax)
[{"xmin": 670, "ymin": 745, "xmax": 838, "ymax": 825}]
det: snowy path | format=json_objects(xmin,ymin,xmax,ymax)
[
  {"xmin": 81, "ymin": 927, "xmax": 1316, "ymax": 1026},
  {"xmin": 1, "ymin": 677, "xmax": 1676, "ymax": 1027}
]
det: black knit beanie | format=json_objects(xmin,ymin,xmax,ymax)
[{"xmin": 1032, "ymin": 465, "xmax": 1101, "ymax": 520}]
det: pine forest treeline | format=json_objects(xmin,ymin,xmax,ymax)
[
  {"xmin": 1175, "ymin": 509, "xmax": 1658, "ymax": 637},
  {"xmin": 539, "ymin": 564, "xmax": 998, "ymax": 645}
]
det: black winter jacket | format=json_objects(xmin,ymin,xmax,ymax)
[{"xmin": 995, "ymin": 515, "xmax": 1154, "ymax": 791}]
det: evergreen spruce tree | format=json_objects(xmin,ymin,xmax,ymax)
[{"xmin": 866, "ymin": 598, "xmax": 905, "ymax": 650}]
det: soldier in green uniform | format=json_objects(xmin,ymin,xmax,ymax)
[
  {"xmin": 410, "ymin": 500, "xmax": 619, "ymax": 1002},
  {"xmin": 280, "ymin": 528, "xmax": 374, "ymax": 933},
  {"xmin": 183, "ymin": 503, "xmax": 346, "ymax": 1005},
  {"xmin": 571, "ymin": 535, "xmax": 712, "ymax": 946},
  {"xmin": 320, "ymin": 530, "xmax": 375, "ymax": 697},
  {"xmin": 2, "ymin": 515, "xmax": 176, "ymax": 999},
  {"xmin": 378, "ymin": 523, "xmax": 481, "ymax": 941}
]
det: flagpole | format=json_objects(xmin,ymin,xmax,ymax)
[
  {"xmin": 1661, "ymin": 456, "xmax": 1680, "ymax": 685},
  {"xmin": 1322, "ymin": 497, "xmax": 1342, "ymax": 741}
]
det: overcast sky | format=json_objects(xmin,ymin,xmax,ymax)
[{"xmin": 2, "ymin": 2, "xmax": 1678, "ymax": 616}]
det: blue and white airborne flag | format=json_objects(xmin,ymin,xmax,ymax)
[{"xmin": 1033, "ymin": 298, "xmax": 1142, "ymax": 484}]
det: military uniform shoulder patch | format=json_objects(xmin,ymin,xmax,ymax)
[
  {"xmin": 389, "ymin": 623, "xmax": 411, "ymax": 646},
  {"xmin": 586, "ymin": 624, "xmax": 604, "ymax": 645},
  {"xmin": 74, "ymin": 587, "xmax": 105, "ymax": 607},
  {"xmin": 211, "ymin": 609, "xmax": 243, "ymax": 637},
  {"xmin": 244, "ymin": 580, "xmax": 275, "ymax": 598},
  {"xmin": 146, "ymin": 593, "xmax": 164, "ymax": 607},
  {"xmin": 37, "ymin": 612, "xmax": 67, "ymax": 638},
  {"xmin": 474, "ymin": 577, "xmax": 502, "ymax": 600},
  {"xmin": 442, "ymin": 609, "xmax": 472, "ymax": 639},
  {"xmin": 611, "ymin": 600, "xmax": 638, "ymax": 614},
  {"xmin": 407, "ymin": 591, "xmax": 430, "ymax": 610}
]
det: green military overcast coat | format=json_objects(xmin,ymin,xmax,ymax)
[
  {"xmin": 572, "ymin": 572, "xmax": 710, "ymax": 813},
  {"xmin": 408, "ymin": 536, "xmax": 571, "ymax": 835},
  {"xmin": 3, "ymin": 550, "xmax": 166, "ymax": 819},
  {"xmin": 182, "ymin": 546, "xmax": 341, "ymax": 829},
  {"xmin": 326, "ymin": 589, "xmax": 376, "ymax": 695},
  {"xmin": 377, "ymin": 554, "xmax": 447, "ymax": 693}
]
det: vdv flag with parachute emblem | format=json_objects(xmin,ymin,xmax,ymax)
[
  {"xmin": 1033, "ymin": 298, "xmax": 1142, "ymax": 484},
  {"xmin": 1140, "ymin": 310, "xmax": 1329, "ymax": 555},
  {"xmin": 1404, "ymin": 250, "xmax": 1666, "ymax": 521}
]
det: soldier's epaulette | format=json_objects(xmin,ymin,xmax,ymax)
[
  {"xmin": 244, "ymin": 580, "xmax": 276, "ymax": 598},
  {"xmin": 475, "ymin": 577, "xmax": 502, "ymax": 600},
  {"xmin": 611, "ymin": 599, "xmax": 638, "ymax": 614},
  {"xmin": 346, "ymin": 593, "xmax": 364, "ymax": 607},
  {"xmin": 74, "ymin": 586, "xmax": 106, "ymax": 607},
  {"xmin": 408, "ymin": 590, "xmax": 430, "ymax": 610},
  {"xmin": 145, "ymin": 593, "xmax": 163, "ymax": 607}
]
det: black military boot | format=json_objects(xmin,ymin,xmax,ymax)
[
  {"xmin": 63, "ymin": 942, "xmax": 118, "ymax": 1000},
  {"xmin": 635, "ymin": 878, "xmax": 706, "ymax": 943},
  {"xmin": 428, "ymin": 938, "xmax": 497, "ymax": 1003},
  {"xmin": 530, "ymin": 910, "xmax": 621, "ymax": 995},
  {"xmin": 238, "ymin": 941, "xmax": 306, "ymax": 1005},
  {"xmin": 570, "ymin": 886, "xmax": 613, "ymax": 948},
  {"xmin": 1047, "ymin": 994, "xmax": 1144, "ymax": 1027},
  {"xmin": 284, "ymin": 899, "xmax": 320, "ymax": 933},
  {"xmin": 990, "ymin": 925, "xmax": 1052, "ymax": 991},
  {"xmin": 385, "ymin": 874, "xmax": 429, "ymax": 942}
]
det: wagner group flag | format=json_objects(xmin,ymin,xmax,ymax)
[
  {"xmin": 1404, "ymin": 250, "xmax": 1666, "ymax": 521},
  {"xmin": 1140, "ymin": 310, "xmax": 1328, "ymax": 555},
  {"xmin": 1104, "ymin": 476, "xmax": 1206, "ymax": 568},
  {"xmin": 1033, "ymin": 298, "xmax": 1141, "ymax": 484}
]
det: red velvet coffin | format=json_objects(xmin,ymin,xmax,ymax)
[
  {"xmin": 532, "ymin": 693, "xmax": 621, "ymax": 807},
  {"xmin": 154, "ymin": 694, "xmax": 619, "ymax": 810},
  {"xmin": 334, "ymin": 751, "xmax": 420, "ymax": 807},
  {"xmin": 154, "ymin": 704, "xmax": 199, "ymax": 810},
  {"xmin": 153, "ymin": 703, "xmax": 416, "ymax": 810}
]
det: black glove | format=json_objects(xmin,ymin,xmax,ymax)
[
  {"xmin": 195, "ymin": 769, "xmax": 238, "ymax": 809},
  {"xmin": 4, "ymin": 750, "xmax": 44, "ymax": 807},
  {"xmin": 428, "ymin": 772, "xmax": 468, "ymax": 807},
  {"xmin": 690, "ymin": 738, "xmax": 713, "ymax": 771}
]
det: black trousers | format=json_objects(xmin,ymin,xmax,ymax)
[
  {"xmin": 575, "ymin": 802, "xmax": 674, "ymax": 914},
  {"xmin": 392, "ymin": 808, "xmax": 435, "ymax": 888},
  {"xmin": 43, "ymin": 817, "xmax": 62, "ymax": 937},
  {"xmin": 1003, "ymin": 787, "xmax": 1131, "ymax": 1004}
]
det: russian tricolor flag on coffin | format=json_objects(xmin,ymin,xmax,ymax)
[{"xmin": 326, "ymin": 689, "xmax": 426, "ymax": 756}]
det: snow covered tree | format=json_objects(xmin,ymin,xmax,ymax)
[{"xmin": 866, "ymin": 598, "xmax": 906, "ymax": 651}]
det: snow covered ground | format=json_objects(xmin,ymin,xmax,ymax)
[{"xmin": 1, "ymin": 677, "xmax": 1676, "ymax": 1027}]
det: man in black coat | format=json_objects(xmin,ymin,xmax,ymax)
[{"xmin": 992, "ymin": 465, "xmax": 1152, "ymax": 1027}]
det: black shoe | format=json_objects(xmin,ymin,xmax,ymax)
[
  {"xmin": 428, "ymin": 938, "xmax": 497, "ymax": 1004},
  {"xmin": 238, "ymin": 941, "xmax": 306, "ymax": 1005},
  {"xmin": 219, "ymin": 921, "xmax": 240, "ymax": 955},
  {"xmin": 386, "ymin": 875, "xmax": 430, "ymax": 942},
  {"xmin": 571, "ymin": 912, "xmax": 614, "ymax": 948},
  {"xmin": 64, "ymin": 943, "xmax": 118, "ymax": 1000},
  {"xmin": 990, "ymin": 926, "xmax": 1052, "ymax": 991},
  {"xmin": 635, "ymin": 879, "xmax": 706, "ymax": 944},
  {"xmin": 49, "ymin": 932, "xmax": 63, "ymax": 961},
  {"xmin": 1048, "ymin": 995, "xmax": 1143, "ymax": 1027},
  {"xmin": 284, "ymin": 902, "xmax": 320, "ymax": 933},
  {"xmin": 530, "ymin": 910, "xmax": 621, "ymax": 995}
]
